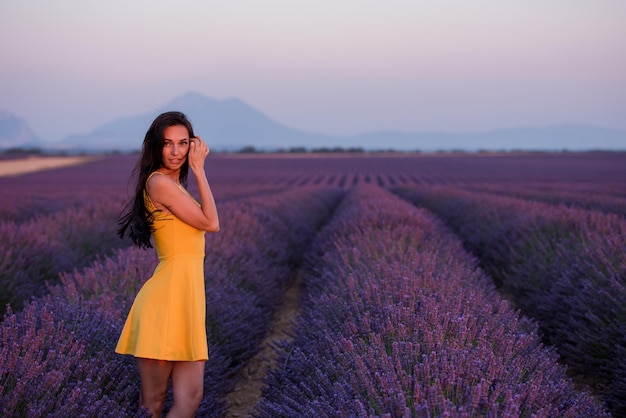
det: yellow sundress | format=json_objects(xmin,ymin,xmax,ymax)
[{"xmin": 115, "ymin": 172, "xmax": 208, "ymax": 361}]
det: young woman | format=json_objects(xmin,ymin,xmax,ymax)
[{"xmin": 116, "ymin": 111, "xmax": 219, "ymax": 417}]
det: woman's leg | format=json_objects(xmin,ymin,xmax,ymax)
[
  {"xmin": 167, "ymin": 361, "xmax": 206, "ymax": 418},
  {"xmin": 136, "ymin": 358, "xmax": 173, "ymax": 417}
]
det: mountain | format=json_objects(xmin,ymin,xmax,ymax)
[
  {"xmin": 348, "ymin": 125, "xmax": 626, "ymax": 151},
  {"xmin": 0, "ymin": 110, "xmax": 42, "ymax": 149},
  {"xmin": 52, "ymin": 92, "xmax": 338, "ymax": 152},
  {"xmin": 9, "ymin": 92, "xmax": 626, "ymax": 152}
]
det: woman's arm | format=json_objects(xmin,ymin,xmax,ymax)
[
  {"xmin": 147, "ymin": 136, "xmax": 219, "ymax": 232},
  {"xmin": 188, "ymin": 136, "xmax": 219, "ymax": 231}
]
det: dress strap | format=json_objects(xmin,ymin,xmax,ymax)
[
  {"xmin": 147, "ymin": 171, "xmax": 164, "ymax": 183},
  {"xmin": 144, "ymin": 172, "xmax": 165, "ymax": 210}
]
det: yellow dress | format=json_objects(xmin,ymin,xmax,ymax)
[{"xmin": 115, "ymin": 172, "xmax": 208, "ymax": 361}]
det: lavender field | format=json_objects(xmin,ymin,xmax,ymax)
[{"xmin": 1, "ymin": 152, "xmax": 625, "ymax": 417}]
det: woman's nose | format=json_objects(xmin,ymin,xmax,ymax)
[{"xmin": 172, "ymin": 144, "xmax": 180, "ymax": 155}]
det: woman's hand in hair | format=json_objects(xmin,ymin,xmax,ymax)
[
  {"xmin": 187, "ymin": 135, "xmax": 219, "ymax": 232},
  {"xmin": 188, "ymin": 136, "xmax": 209, "ymax": 171}
]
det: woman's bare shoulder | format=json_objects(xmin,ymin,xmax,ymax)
[{"xmin": 148, "ymin": 172, "xmax": 171, "ymax": 188}]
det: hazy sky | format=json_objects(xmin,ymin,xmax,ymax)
[{"xmin": 1, "ymin": 0, "xmax": 625, "ymax": 141}]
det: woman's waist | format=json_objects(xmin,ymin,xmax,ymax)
[{"xmin": 156, "ymin": 253, "xmax": 205, "ymax": 260}]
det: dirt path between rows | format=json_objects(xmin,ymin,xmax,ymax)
[
  {"xmin": 224, "ymin": 273, "xmax": 304, "ymax": 417},
  {"xmin": 0, "ymin": 155, "xmax": 97, "ymax": 177}
]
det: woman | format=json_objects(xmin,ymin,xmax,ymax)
[{"xmin": 116, "ymin": 111, "xmax": 219, "ymax": 417}]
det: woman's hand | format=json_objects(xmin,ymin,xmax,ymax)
[{"xmin": 188, "ymin": 136, "xmax": 209, "ymax": 171}]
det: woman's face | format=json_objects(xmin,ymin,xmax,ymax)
[{"xmin": 161, "ymin": 124, "xmax": 190, "ymax": 172}]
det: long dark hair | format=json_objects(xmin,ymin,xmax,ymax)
[{"xmin": 118, "ymin": 111, "xmax": 195, "ymax": 248}]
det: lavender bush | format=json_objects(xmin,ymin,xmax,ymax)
[
  {"xmin": 0, "ymin": 194, "xmax": 77, "ymax": 223},
  {"xmin": 0, "ymin": 155, "xmax": 136, "ymax": 223},
  {"xmin": 0, "ymin": 195, "xmax": 132, "ymax": 314},
  {"xmin": 196, "ymin": 187, "xmax": 342, "ymax": 415},
  {"xmin": 255, "ymin": 186, "xmax": 607, "ymax": 417},
  {"xmin": 395, "ymin": 186, "xmax": 626, "ymax": 415},
  {"xmin": 2, "ymin": 152, "xmax": 624, "ymax": 416},
  {"xmin": 0, "ymin": 298, "xmax": 151, "ymax": 417},
  {"xmin": 1, "ymin": 187, "xmax": 342, "ymax": 417},
  {"xmin": 466, "ymin": 182, "xmax": 626, "ymax": 217}
]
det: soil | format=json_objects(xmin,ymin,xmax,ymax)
[
  {"xmin": 0, "ymin": 155, "xmax": 97, "ymax": 177},
  {"xmin": 224, "ymin": 273, "xmax": 304, "ymax": 417}
]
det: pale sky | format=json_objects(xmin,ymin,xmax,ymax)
[{"xmin": 1, "ymin": 0, "xmax": 625, "ymax": 141}]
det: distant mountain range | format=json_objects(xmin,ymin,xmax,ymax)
[
  {"xmin": 2, "ymin": 91, "xmax": 625, "ymax": 152},
  {"xmin": 0, "ymin": 110, "xmax": 41, "ymax": 149},
  {"xmin": 349, "ymin": 125, "xmax": 626, "ymax": 152}
]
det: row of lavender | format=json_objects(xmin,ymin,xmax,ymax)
[
  {"xmin": 0, "ymin": 157, "xmax": 148, "ymax": 314},
  {"xmin": 0, "ymin": 182, "xmax": 290, "ymax": 315},
  {"xmin": 2, "ymin": 153, "xmax": 625, "ymax": 225},
  {"xmin": 209, "ymin": 170, "xmax": 626, "ymax": 194},
  {"xmin": 0, "ymin": 156, "xmax": 134, "ymax": 222},
  {"xmin": 0, "ymin": 153, "xmax": 620, "ymax": 414},
  {"xmin": 2, "ymin": 178, "xmax": 622, "ymax": 319},
  {"xmin": 0, "ymin": 187, "xmax": 342, "ymax": 417},
  {"xmin": 0, "ymin": 182, "xmax": 290, "ymax": 225},
  {"xmin": 394, "ymin": 186, "xmax": 626, "ymax": 416},
  {"xmin": 0, "ymin": 155, "xmax": 289, "ymax": 223},
  {"xmin": 0, "ymin": 195, "xmax": 132, "ymax": 313},
  {"xmin": 466, "ymin": 183, "xmax": 626, "ymax": 218},
  {"xmin": 255, "ymin": 186, "xmax": 607, "ymax": 417},
  {"xmin": 0, "ymin": 153, "xmax": 292, "ymax": 224}
]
